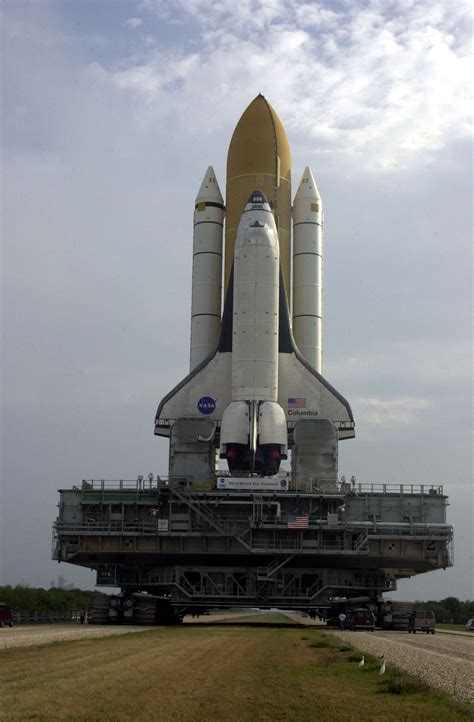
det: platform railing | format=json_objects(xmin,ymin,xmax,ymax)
[
  {"xmin": 53, "ymin": 518, "xmax": 453, "ymax": 540},
  {"xmin": 249, "ymin": 537, "xmax": 370, "ymax": 553},
  {"xmin": 367, "ymin": 523, "xmax": 453, "ymax": 538},
  {"xmin": 54, "ymin": 520, "xmax": 163, "ymax": 535},
  {"xmin": 74, "ymin": 478, "xmax": 444, "ymax": 497},
  {"xmin": 12, "ymin": 611, "xmax": 82, "ymax": 624}
]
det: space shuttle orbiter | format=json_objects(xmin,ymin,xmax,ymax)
[{"xmin": 155, "ymin": 95, "xmax": 354, "ymax": 478}]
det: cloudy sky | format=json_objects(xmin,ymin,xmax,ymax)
[{"xmin": 2, "ymin": 0, "xmax": 472, "ymax": 599}]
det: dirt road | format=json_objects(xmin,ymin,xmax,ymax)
[
  {"xmin": 333, "ymin": 628, "xmax": 474, "ymax": 702},
  {"xmin": 370, "ymin": 629, "xmax": 474, "ymax": 661}
]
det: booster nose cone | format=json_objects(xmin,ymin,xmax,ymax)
[
  {"xmin": 294, "ymin": 166, "xmax": 321, "ymax": 204},
  {"xmin": 195, "ymin": 165, "xmax": 224, "ymax": 207}
]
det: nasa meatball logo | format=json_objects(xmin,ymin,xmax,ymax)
[{"xmin": 198, "ymin": 396, "xmax": 216, "ymax": 415}]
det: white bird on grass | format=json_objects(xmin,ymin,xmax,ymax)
[
  {"xmin": 379, "ymin": 655, "xmax": 386, "ymax": 675},
  {"xmin": 358, "ymin": 656, "xmax": 365, "ymax": 667}
]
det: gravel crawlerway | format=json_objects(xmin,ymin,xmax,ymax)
[
  {"xmin": 0, "ymin": 624, "xmax": 150, "ymax": 650},
  {"xmin": 333, "ymin": 629, "xmax": 474, "ymax": 703}
]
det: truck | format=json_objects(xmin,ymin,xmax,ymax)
[
  {"xmin": 0, "ymin": 603, "xmax": 14, "ymax": 628},
  {"xmin": 408, "ymin": 610, "xmax": 436, "ymax": 634},
  {"xmin": 347, "ymin": 608, "xmax": 375, "ymax": 631}
]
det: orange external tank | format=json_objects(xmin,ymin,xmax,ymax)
[{"xmin": 225, "ymin": 94, "xmax": 292, "ymax": 301}]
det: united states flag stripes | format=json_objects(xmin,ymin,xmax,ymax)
[
  {"xmin": 287, "ymin": 514, "xmax": 309, "ymax": 529},
  {"xmin": 288, "ymin": 397, "xmax": 306, "ymax": 409}
]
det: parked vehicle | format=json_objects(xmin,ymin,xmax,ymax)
[
  {"xmin": 465, "ymin": 618, "xmax": 474, "ymax": 632},
  {"xmin": 348, "ymin": 609, "xmax": 375, "ymax": 631},
  {"xmin": 0, "ymin": 603, "xmax": 14, "ymax": 627},
  {"xmin": 408, "ymin": 610, "xmax": 435, "ymax": 634}
]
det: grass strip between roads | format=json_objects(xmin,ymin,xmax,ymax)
[
  {"xmin": 0, "ymin": 618, "xmax": 471, "ymax": 721},
  {"xmin": 437, "ymin": 623, "xmax": 469, "ymax": 632}
]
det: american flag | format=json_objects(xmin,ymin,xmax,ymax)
[
  {"xmin": 288, "ymin": 397, "xmax": 306, "ymax": 409},
  {"xmin": 287, "ymin": 514, "xmax": 309, "ymax": 529}
]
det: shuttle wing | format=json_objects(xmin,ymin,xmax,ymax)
[{"xmin": 155, "ymin": 268, "xmax": 354, "ymax": 440}]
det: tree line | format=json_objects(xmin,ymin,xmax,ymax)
[
  {"xmin": 413, "ymin": 597, "xmax": 474, "ymax": 624},
  {"xmin": 0, "ymin": 585, "xmax": 99, "ymax": 612}
]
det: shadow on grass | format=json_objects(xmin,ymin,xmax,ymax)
[{"xmin": 310, "ymin": 640, "xmax": 332, "ymax": 648}]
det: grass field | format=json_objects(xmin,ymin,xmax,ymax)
[
  {"xmin": 1, "ymin": 622, "xmax": 471, "ymax": 721},
  {"xmin": 437, "ymin": 623, "xmax": 469, "ymax": 632}
]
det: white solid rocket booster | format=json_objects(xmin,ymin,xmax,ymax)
[
  {"xmin": 190, "ymin": 167, "xmax": 225, "ymax": 370},
  {"xmin": 292, "ymin": 167, "xmax": 323, "ymax": 373},
  {"xmin": 220, "ymin": 191, "xmax": 287, "ymax": 474}
]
